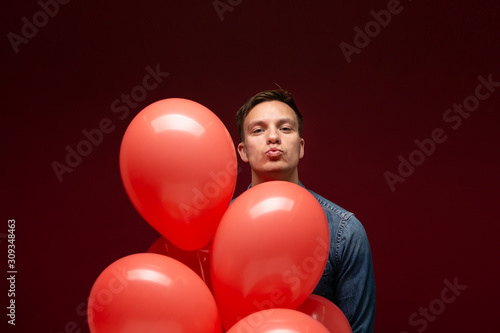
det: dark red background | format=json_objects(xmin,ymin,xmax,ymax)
[{"xmin": 2, "ymin": 0, "xmax": 499, "ymax": 332}]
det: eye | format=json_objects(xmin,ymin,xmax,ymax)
[
  {"xmin": 281, "ymin": 126, "xmax": 292, "ymax": 132},
  {"xmin": 252, "ymin": 128, "xmax": 264, "ymax": 134}
]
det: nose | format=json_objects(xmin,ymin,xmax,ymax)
[{"xmin": 267, "ymin": 127, "xmax": 280, "ymax": 144}]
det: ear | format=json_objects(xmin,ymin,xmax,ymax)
[
  {"xmin": 299, "ymin": 138, "xmax": 305, "ymax": 159},
  {"xmin": 237, "ymin": 142, "xmax": 249, "ymax": 162}
]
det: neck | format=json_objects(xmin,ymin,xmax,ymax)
[{"xmin": 250, "ymin": 169, "xmax": 299, "ymax": 187}]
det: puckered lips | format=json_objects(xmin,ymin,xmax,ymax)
[{"xmin": 266, "ymin": 147, "xmax": 283, "ymax": 159}]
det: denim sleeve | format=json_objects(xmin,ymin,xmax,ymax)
[{"xmin": 333, "ymin": 214, "xmax": 376, "ymax": 333}]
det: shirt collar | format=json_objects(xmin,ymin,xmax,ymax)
[{"xmin": 247, "ymin": 180, "xmax": 305, "ymax": 189}]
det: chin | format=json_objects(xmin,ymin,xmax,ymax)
[{"xmin": 263, "ymin": 166, "xmax": 293, "ymax": 178}]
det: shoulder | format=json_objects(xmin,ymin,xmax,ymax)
[
  {"xmin": 306, "ymin": 189, "xmax": 353, "ymax": 220},
  {"xmin": 306, "ymin": 189, "xmax": 373, "ymax": 279},
  {"xmin": 305, "ymin": 188, "xmax": 364, "ymax": 236},
  {"xmin": 305, "ymin": 188, "xmax": 369, "ymax": 244}
]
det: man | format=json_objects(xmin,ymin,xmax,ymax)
[{"xmin": 235, "ymin": 89, "xmax": 376, "ymax": 333}]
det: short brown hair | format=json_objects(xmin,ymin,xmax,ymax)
[{"xmin": 236, "ymin": 89, "xmax": 303, "ymax": 142}]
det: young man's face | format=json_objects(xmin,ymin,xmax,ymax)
[{"xmin": 238, "ymin": 101, "xmax": 305, "ymax": 185}]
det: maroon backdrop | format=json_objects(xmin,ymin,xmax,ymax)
[{"xmin": 2, "ymin": 1, "xmax": 499, "ymax": 332}]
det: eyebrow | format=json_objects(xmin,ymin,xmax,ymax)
[{"xmin": 246, "ymin": 117, "xmax": 297, "ymax": 131}]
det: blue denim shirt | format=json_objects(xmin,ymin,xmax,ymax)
[
  {"xmin": 237, "ymin": 181, "xmax": 375, "ymax": 332},
  {"xmin": 304, "ymin": 184, "xmax": 376, "ymax": 333}
]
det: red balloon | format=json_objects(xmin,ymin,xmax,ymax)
[
  {"xmin": 211, "ymin": 181, "xmax": 330, "ymax": 330},
  {"xmin": 120, "ymin": 98, "xmax": 237, "ymax": 250},
  {"xmin": 147, "ymin": 236, "xmax": 213, "ymax": 293},
  {"xmin": 87, "ymin": 253, "xmax": 221, "ymax": 333},
  {"xmin": 226, "ymin": 308, "xmax": 330, "ymax": 333},
  {"xmin": 297, "ymin": 294, "xmax": 352, "ymax": 333}
]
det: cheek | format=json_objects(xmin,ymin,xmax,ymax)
[
  {"xmin": 244, "ymin": 140, "xmax": 259, "ymax": 155},
  {"xmin": 246, "ymin": 146, "xmax": 261, "ymax": 160},
  {"xmin": 291, "ymin": 139, "xmax": 303, "ymax": 153}
]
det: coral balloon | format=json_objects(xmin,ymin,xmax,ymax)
[
  {"xmin": 148, "ymin": 236, "xmax": 213, "ymax": 293},
  {"xmin": 297, "ymin": 294, "xmax": 352, "ymax": 333},
  {"xmin": 87, "ymin": 253, "xmax": 221, "ymax": 333},
  {"xmin": 211, "ymin": 181, "xmax": 330, "ymax": 330},
  {"xmin": 226, "ymin": 308, "xmax": 330, "ymax": 333},
  {"xmin": 119, "ymin": 98, "xmax": 237, "ymax": 250}
]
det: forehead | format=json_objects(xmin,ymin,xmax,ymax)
[{"xmin": 244, "ymin": 101, "xmax": 298, "ymax": 126}]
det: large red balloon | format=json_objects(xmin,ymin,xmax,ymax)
[
  {"xmin": 297, "ymin": 294, "xmax": 352, "ymax": 333},
  {"xmin": 87, "ymin": 253, "xmax": 221, "ymax": 333},
  {"xmin": 211, "ymin": 181, "xmax": 330, "ymax": 330},
  {"xmin": 226, "ymin": 308, "xmax": 330, "ymax": 333},
  {"xmin": 120, "ymin": 98, "xmax": 237, "ymax": 250},
  {"xmin": 147, "ymin": 236, "xmax": 213, "ymax": 293}
]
